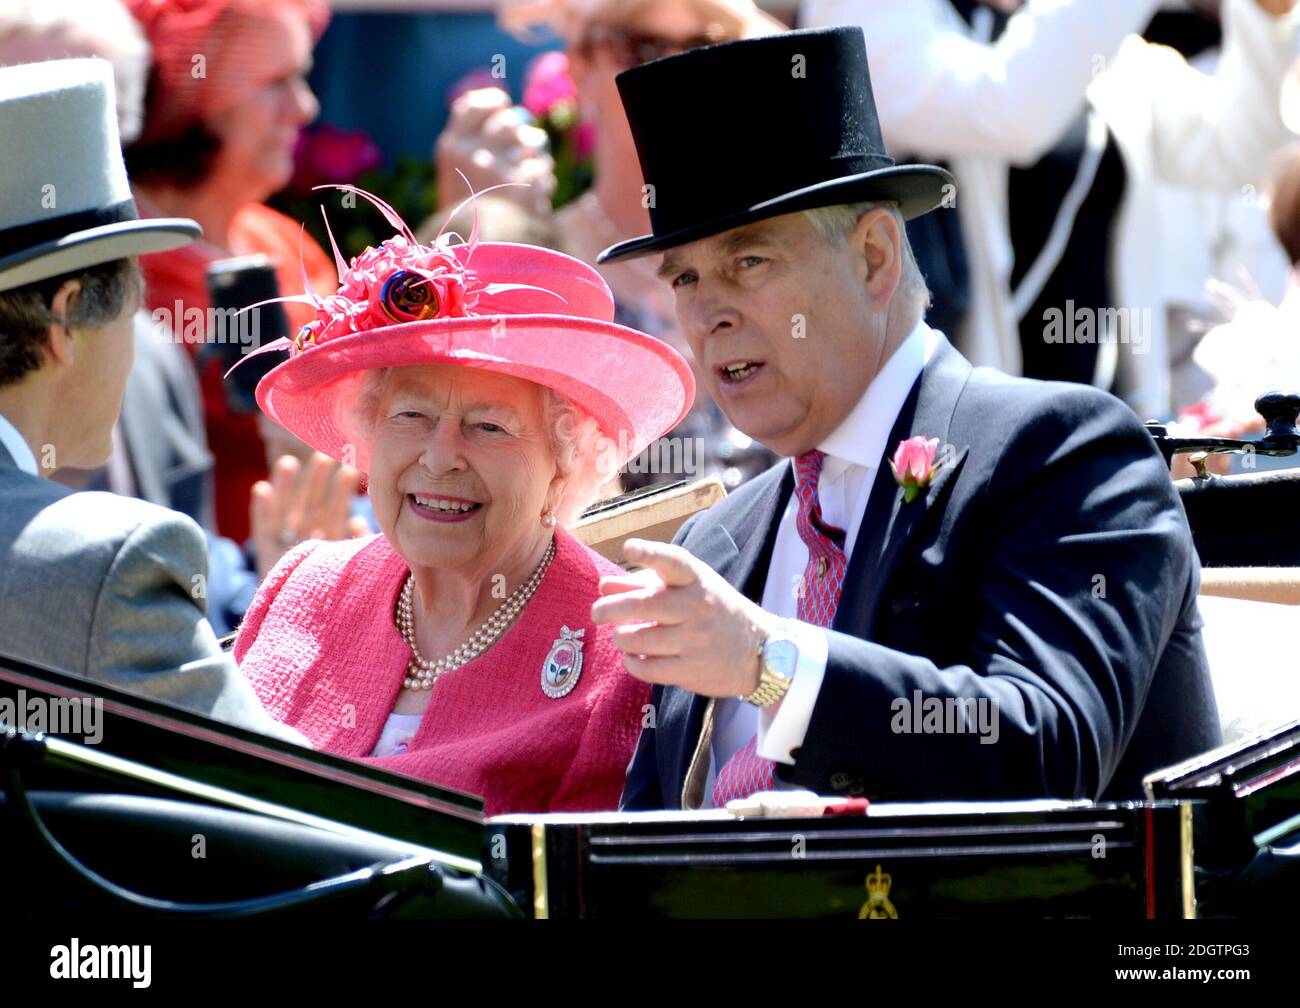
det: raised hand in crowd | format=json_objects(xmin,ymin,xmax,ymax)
[
  {"xmin": 435, "ymin": 86, "xmax": 555, "ymax": 215},
  {"xmin": 250, "ymin": 452, "xmax": 371, "ymax": 578}
]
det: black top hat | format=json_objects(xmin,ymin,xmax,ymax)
[{"xmin": 596, "ymin": 26, "xmax": 953, "ymax": 265}]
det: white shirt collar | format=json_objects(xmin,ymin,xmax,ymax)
[
  {"xmin": 0, "ymin": 411, "xmax": 39, "ymax": 476},
  {"xmin": 819, "ymin": 319, "xmax": 940, "ymax": 471}
]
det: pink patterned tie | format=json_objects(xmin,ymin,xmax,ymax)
[{"xmin": 712, "ymin": 450, "xmax": 847, "ymax": 806}]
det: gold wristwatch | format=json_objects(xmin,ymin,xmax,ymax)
[{"xmin": 742, "ymin": 631, "xmax": 798, "ymax": 707}]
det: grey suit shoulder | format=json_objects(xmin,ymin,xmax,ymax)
[{"xmin": 0, "ymin": 449, "xmax": 305, "ymax": 744}]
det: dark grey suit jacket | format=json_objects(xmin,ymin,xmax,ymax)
[
  {"xmin": 622, "ymin": 335, "xmax": 1221, "ymax": 809},
  {"xmin": 0, "ymin": 437, "xmax": 303, "ymax": 742}
]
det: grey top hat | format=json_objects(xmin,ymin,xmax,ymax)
[{"xmin": 0, "ymin": 58, "xmax": 199, "ymax": 293}]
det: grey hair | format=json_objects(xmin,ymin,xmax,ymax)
[
  {"xmin": 345, "ymin": 369, "xmax": 616, "ymax": 528},
  {"xmin": 345, "ymin": 368, "xmax": 390, "ymax": 454},
  {"xmin": 0, "ymin": 1, "xmax": 151, "ymax": 143},
  {"xmin": 538, "ymin": 387, "xmax": 618, "ymax": 526},
  {"xmin": 804, "ymin": 201, "xmax": 930, "ymax": 315}
]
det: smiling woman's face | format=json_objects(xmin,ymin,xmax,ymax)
[{"xmin": 367, "ymin": 365, "xmax": 561, "ymax": 581}]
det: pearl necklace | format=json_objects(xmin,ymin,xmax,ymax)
[{"xmin": 396, "ymin": 539, "xmax": 556, "ymax": 691}]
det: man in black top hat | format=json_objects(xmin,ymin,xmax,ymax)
[{"xmin": 590, "ymin": 26, "xmax": 1221, "ymax": 809}]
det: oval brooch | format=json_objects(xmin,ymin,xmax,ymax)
[{"xmin": 541, "ymin": 625, "xmax": 584, "ymax": 699}]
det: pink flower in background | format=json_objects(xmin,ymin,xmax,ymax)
[
  {"xmin": 572, "ymin": 118, "xmax": 596, "ymax": 158},
  {"xmin": 446, "ymin": 67, "xmax": 502, "ymax": 107},
  {"xmin": 889, "ymin": 436, "xmax": 942, "ymax": 503},
  {"xmin": 523, "ymin": 51, "xmax": 578, "ymax": 119},
  {"xmin": 1178, "ymin": 399, "xmax": 1225, "ymax": 433},
  {"xmin": 289, "ymin": 124, "xmax": 382, "ymax": 196}
]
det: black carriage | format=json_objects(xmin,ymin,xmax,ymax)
[{"xmin": 3, "ymin": 398, "xmax": 1299, "ymax": 920}]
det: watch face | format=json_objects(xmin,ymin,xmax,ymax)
[{"xmin": 764, "ymin": 638, "xmax": 798, "ymax": 679}]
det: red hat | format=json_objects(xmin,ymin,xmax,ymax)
[
  {"xmin": 249, "ymin": 187, "xmax": 694, "ymax": 474},
  {"xmin": 127, "ymin": 0, "xmax": 329, "ymax": 143}
]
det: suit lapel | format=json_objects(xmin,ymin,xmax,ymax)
[
  {"xmin": 688, "ymin": 462, "xmax": 793, "ymax": 600},
  {"xmin": 673, "ymin": 462, "xmax": 792, "ymax": 807},
  {"xmin": 670, "ymin": 340, "xmax": 973, "ymax": 805},
  {"xmin": 834, "ymin": 337, "xmax": 973, "ymax": 640}
]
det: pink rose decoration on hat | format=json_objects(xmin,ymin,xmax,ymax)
[
  {"xmin": 292, "ymin": 234, "xmax": 478, "ymax": 350},
  {"xmin": 889, "ymin": 435, "xmax": 942, "ymax": 503},
  {"xmin": 230, "ymin": 182, "xmax": 562, "ymax": 363}
]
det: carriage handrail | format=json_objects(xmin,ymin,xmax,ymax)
[{"xmin": 1145, "ymin": 391, "xmax": 1300, "ymax": 467}]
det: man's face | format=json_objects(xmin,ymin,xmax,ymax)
[
  {"xmin": 66, "ymin": 281, "xmax": 138, "ymax": 470},
  {"xmin": 657, "ymin": 210, "xmax": 894, "ymax": 456}
]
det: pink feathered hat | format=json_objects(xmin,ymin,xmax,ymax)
[{"xmin": 248, "ymin": 186, "xmax": 694, "ymax": 474}]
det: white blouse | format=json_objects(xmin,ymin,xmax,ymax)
[{"xmin": 369, "ymin": 712, "xmax": 423, "ymax": 757}]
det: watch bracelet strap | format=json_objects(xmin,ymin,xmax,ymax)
[{"xmin": 743, "ymin": 654, "xmax": 792, "ymax": 707}]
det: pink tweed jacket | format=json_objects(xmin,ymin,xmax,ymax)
[{"xmin": 233, "ymin": 527, "xmax": 649, "ymax": 816}]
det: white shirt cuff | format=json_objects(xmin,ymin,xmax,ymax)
[{"xmin": 756, "ymin": 618, "xmax": 828, "ymax": 765}]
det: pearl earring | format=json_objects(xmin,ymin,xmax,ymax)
[{"xmin": 541, "ymin": 510, "xmax": 557, "ymax": 528}]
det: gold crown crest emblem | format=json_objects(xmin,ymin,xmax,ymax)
[{"xmin": 858, "ymin": 864, "xmax": 898, "ymax": 919}]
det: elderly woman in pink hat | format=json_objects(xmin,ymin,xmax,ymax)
[{"xmin": 233, "ymin": 197, "xmax": 693, "ymax": 814}]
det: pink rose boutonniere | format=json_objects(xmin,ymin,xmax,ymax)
[{"xmin": 889, "ymin": 436, "xmax": 942, "ymax": 503}]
